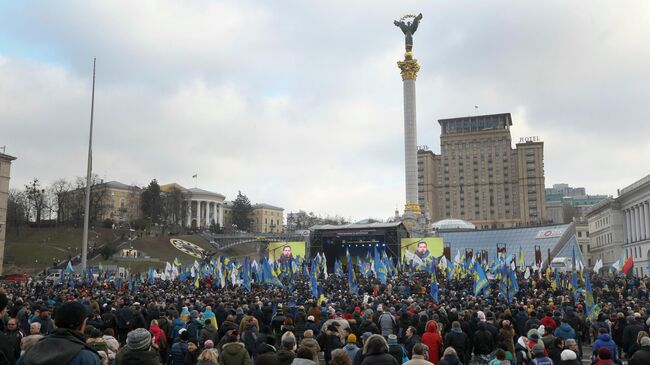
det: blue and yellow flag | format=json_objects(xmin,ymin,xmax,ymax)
[
  {"xmin": 474, "ymin": 261, "xmax": 489, "ymax": 296},
  {"xmin": 334, "ymin": 259, "xmax": 344, "ymax": 276},
  {"xmin": 374, "ymin": 246, "xmax": 387, "ymax": 284},
  {"xmin": 430, "ymin": 265, "xmax": 439, "ymax": 303},
  {"xmin": 263, "ymin": 258, "xmax": 284, "ymax": 288},
  {"xmin": 242, "ymin": 257, "xmax": 252, "ymax": 292},
  {"xmin": 310, "ymin": 258, "xmax": 320, "ymax": 298},
  {"xmin": 347, "ymin": 249, "xmax": 359, "ymax": 295}
]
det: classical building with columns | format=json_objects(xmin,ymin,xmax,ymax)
[
  {"xmin": 618, "ymin": 175, "xmax": 650, "ymax": 277},
  {"xmin": 160, "ymin": 183, "xmax": 226, "ymax": 229},
  {"xmin": 160, "ymin": 183, "xmax": 284, "ymax": 232},
  {"xmin": 586, "ymin": 198, "xmax": 624, "ymax": 269}
]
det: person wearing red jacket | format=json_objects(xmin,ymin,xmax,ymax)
[
  {"xmin": 149, "ymin": 319, "xmax": 168, "ymax": 360},
  {"xmin": 540, "ymin": 312, "xmax": 557, "ymax": 333},
  {"xmin": 421, "ymin": 321, "xmax": 442, "ymax": 364}
]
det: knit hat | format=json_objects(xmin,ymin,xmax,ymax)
[
  {"xmin": 532, "ymin": 344, "xmax": 545, "ymax": 357},
  {"xmin": 387, "ymin": 334, "xmax": 398, "ymax": 345},
  {"xmin": 190, "ymin": 310, "xmax": 199, "ymax": 318},
  {"xmin": 282, "ymin": 336, "xmax": 296, "ymax": 350},
  {"xmin": 561, "ymin": 350, "xmax": 577, "ymax": 361},
  {"xmin": 127, "ymin": 328, "xmax": 152, "ymax": 351},
  {"xmin": 361, "ymin": 332, "xmax": 372, "ymax": 341},
  {"xmin": 204, "ymin": 340, "xmax": 214, "ymax": 349},
  {"xmin": 348, "ymin": 334, "xmax": 357, "ymax": 343},
  {"xmin": 477, "ymin": 311, "xmax": 486, "ymax": 322},
  {"xmin": 641, "ymin": 337, "xmax": 650, "ymax": 346},
  {"xmin": 527, "ymin": 329, "xmax": 540, "ymax": 341},
  {"xmin": 598, "ymin": 347, "xmax": 611, "ymax": 359}
]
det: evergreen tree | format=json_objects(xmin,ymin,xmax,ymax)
[
  {"xmin": 141, "ymin": 179, "xmax": 162, "ymax": 223},
  {"xmin": 232, "ymin": 191, "xmax": 253, "ymax": 231}
]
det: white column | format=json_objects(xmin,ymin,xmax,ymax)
[
  {"xmin": 625, "ymin": 209, "xmax": 631, "ymax": 243},
  {"xmin": 204, "ymin": 201, "xmax": 210, "ymax": 227},
  {"xmin": 637, "ymin": 204, "xmax": 645, "ymax": 241},
  {"xmin": 187, "ymin": 200, "xmax": 192, "ymax": 227},
  {"xmin": 631, "ymin": 207, "xmax": 637, "ymax": 242},
  {"xmin": 218, "ymin": 204, "xmax": 224, "ymax": 226},
  {"xmin": 635, "ymin": 205, "xmax": 642, "ymax": 242},
  {"xmin": 645, "ymin": 201, "xmax": 650, "ymax": 239},
  {"xmin": 195, "ymin": 201, "xmax": 201, "ymax": 227}
]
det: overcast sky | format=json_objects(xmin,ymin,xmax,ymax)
[{"xmin": 2, "ymin": 1, "xmax": 649, "ymax": 221}]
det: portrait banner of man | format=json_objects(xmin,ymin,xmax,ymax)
[
  {"xmin": 400, "ymin": 237, "xmax": 444, "ymax": 264},
  {"xmin": 268, "ymin": 241, "xmax": 306, "ymax": 263}
]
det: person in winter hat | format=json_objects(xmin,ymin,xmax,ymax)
[
  {"xmin": 531, "ymin": 344, "xmax": 552, "ymax": 365},
  {"xmin": 115, "ymin": 327, "xmax": 161, "ymax": 365},
  {"xmin": 343, "ymin": 334, "xmax": 360, "ymax": 362},
  {"xmin": 593, "ymin": 347, "xmax": 615, "ymax": 365},
  {"xmin": 559, "ymin": 349, "xmax": 580, "ymax": 365}
]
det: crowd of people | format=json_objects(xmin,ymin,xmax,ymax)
[{"xmin": 2, "ymin": 261, "xmax": 650, "ymax": 365}]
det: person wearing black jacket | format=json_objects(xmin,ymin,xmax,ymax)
[
  {"xmin": 444, "ymin": 321, "xmax": 470, "ymax": 365},
  {"xmin": 0, "ymin": 293, "xmax": 17, "ymax": 365},
  {"xmin": 623, "ymin": 316, "xmax": 644, "ymax": 356},
  {"xmin": 323, "ymin": 325, "xmax": 343, "ymax": 365},
  {"xmin": 472, "ymin": 322, "xmax": 494, "ymax": 364},
  {"xmin": 629, "ymin": 337, "xmax": 650, "ymax": 365},
  {"xmin": 360, "ymin": 335, "xmax": 398, "ymax": 365},
  {"xmin": 403, "ymin": 326, "xmax": 420, "ymax": 359}
]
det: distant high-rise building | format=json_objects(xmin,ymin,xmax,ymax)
[
  {"xmin": 545, "ymin": 183, "xmax": 587, "ymax": 197},
  {"xmin": 545, "ymin": 183, "xmax": 608, "ymax": 224},
  {"xmin": 417, "ymin": 113, "xmax": 546, "ymax": 229}
]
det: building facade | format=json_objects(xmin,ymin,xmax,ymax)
[
  {"xmin": 250, "ymin": 204, "xmax": 284, "ymax": 233},
  {"xmin": 221, "ymin": 202, "xmax": 284, "ymax": 233},
  {"xmin": 545, "ymin": 190, "xmax": 608, "ymax": 224},
  {"xmin": 0, "ymin": 152, "xmax": 17, "ymax": 275},
  {"xmin": 618, "ymin": 175, "xmax": 650, "ymax": 277},
  {"xmin": 574, "ymin": 218, "xmax": 591, "ymax": 266},
  {"xmin": 60, "ymin": 181, "xmax": 142, "ymax": 225},
  {"xmin": 417, "ymin": 113, "xmax": 546, "ymax": 229},
  {"xmin": 586, "ymin": 198, "xmax": 625, "ymax": 269}
]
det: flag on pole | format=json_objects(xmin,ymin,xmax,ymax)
[
  {"xmin": 263, "ymin": 258, "xmax": 284, "ymax": 288},
  {"xmin": 622, "ymin": 255, "xmax": 634, "ymax": 275},
  {"xmin": 347, "ymin": 249, "xmax": 359, "ymax": 295},
  {"xmin": 430, "ymin": 266, "xmax": 439, "ymax": 303},
  {"xmin": 474, "ymin": 261, "xmax": 489, "ymax": 296},
  {"xmin": 374, "ymin": 246, "xmax": 387, "ymax": 284}
]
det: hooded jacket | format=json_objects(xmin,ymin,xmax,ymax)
[
  {"xmin": 16, "ymin": 328, "xmax": 101, "ymax": 365},
  {"xmin": 360, "ymin": 336, "xmax": 398, "ymax": 365},
  {"xmin": 219, "ymin": 342, "xmax": 252, "ymax": 365},
  {"xmin": 421, "ymin": 321, "xmax": 443, "ymax": 364},
  {"xmin": 554, "ymin": 323, "xmax": 576, "ymax": 340},
  {"xmin": 592, "ymin": 334, "xmax": 617, "ymax": 361}
]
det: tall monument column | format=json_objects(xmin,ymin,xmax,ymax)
[
  {"xmin": 394, "ymin": 13, "xmax": 423, "ymax": 228},
  {"xmin": 398, "ymin": 58, "xmax": 420, "ymax": 214}
]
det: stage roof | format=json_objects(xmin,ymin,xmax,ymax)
[{"xmin": 310, "ymin": 221, "xmax": 404, "ymax": 231}]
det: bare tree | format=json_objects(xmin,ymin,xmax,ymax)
[
  {"xmin": 24, "ymin": 178, "xmax": 48, "ymax": 227},
  {"xmin": 49, "ymin": 178, "xmax": 71, "ymax": 225},
  {"xmin": 161, "ymin": 188, "xmax": 189, "ymax": 232},
  {"xmin": 6, "ymin": 189, "xmax": 28, "ymax": 236}
]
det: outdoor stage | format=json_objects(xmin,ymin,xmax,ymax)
[{"xmin": 309, "ymin": 222, "xmax": 409, "ymax": 270}]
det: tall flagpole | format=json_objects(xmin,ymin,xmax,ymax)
[{"xmin": 81, "ymin": 57, "xmax": 96, "ymax": 272}]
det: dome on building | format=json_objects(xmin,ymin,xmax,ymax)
[{"xmin": 431, "ymin": 218, "xmax": 476, "ymax": 231}]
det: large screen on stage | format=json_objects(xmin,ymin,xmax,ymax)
[
  {"xmin": 400, "ymin": 237, "xmax": 444, "ymax": 262},
  {"xmin": 268, "ymin": 241, "xmax": 306, "ymax": 263}
]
